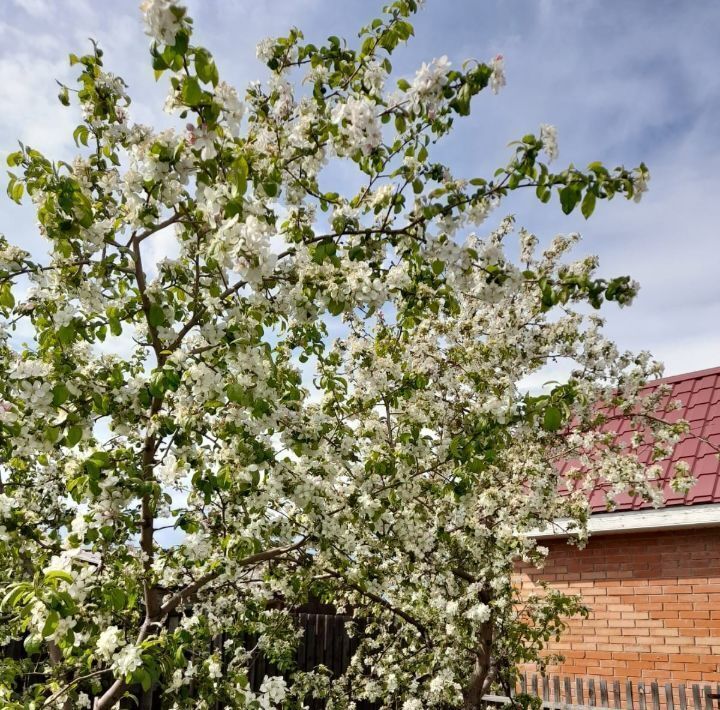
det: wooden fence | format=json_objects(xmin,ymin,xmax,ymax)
[
  {"xmin": 483, "ymin": 674, "xmax": 720, "ymax": 710},
  {"xmin": 4, "ymin": 611, "xmax": 720, "ymax": 708},
  {"xmin": 241, "ymin": 617, "xmax": 720, "ymax": 710}
]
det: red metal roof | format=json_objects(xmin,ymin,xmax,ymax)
[{"xmin": 564, "ymin": 366, "xmax": 720, "ymax": 514}]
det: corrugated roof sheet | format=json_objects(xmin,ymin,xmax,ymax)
[{"xmin": 565, "ymin": 366, "xmax": 720, "ymax": 513}]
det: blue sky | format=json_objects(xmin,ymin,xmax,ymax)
[{"xmin": 0, "ymin": 0, "xmax": 718, "ymax": 378}]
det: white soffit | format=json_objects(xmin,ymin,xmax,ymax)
[{"xmin": 530, "ymin": 503, "xmax": 720, "ymax": 539}]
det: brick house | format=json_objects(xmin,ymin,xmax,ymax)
[{"xmin": 518, "ymin": 366, "xmax": 720, "ymax": 686}]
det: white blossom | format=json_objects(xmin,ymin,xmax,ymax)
[
  {"xmin": 112, "ymin": 643, "xmax": 143, "ymax": 676},
  {"xmin": 540, "ymin": 123, "xmax": 559, "ymax": 162},
  {"xmin": 96, "ymin": 626, "xmax": 123, "ymax": 661},
  {"xmin": 331, "ymin": 96, "xmax": 382, "ymax": 155},
  {"xmin": 140, "ymin": 0, "xmax": 182, "ymax": 44},
  {"xmin": 489, "ymin": 54, "xmax": 506, "ymax": 94}
]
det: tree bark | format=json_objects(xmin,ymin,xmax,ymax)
[{"xmin": 463, "ymin": 612, "xmax": 495, "ymax": 710}]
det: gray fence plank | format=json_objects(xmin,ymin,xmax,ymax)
[
  {"xmin": 679, "ymin": 684, "xmax": 688, "ymax": 710},
  {"xmin": 651, "ymin": 682, "xmax": 661, "ymax": 710},
  {"xmin": 481, "ymin": 676, "xmax": 709, "ymax": 710},
  {"xmin": 600, "ymin": 680, "xmax": 609, "ymax": 708},
  {"xmin": 627, "ymin": 680, "xmax": 635, "ymax": 710},
  {"xmin": 693, "ymin": 685, "xmax": 703, "ymax": 710},
  {"xmin": 554, "ymin": 676, "xmax": 563, "ymax": 709},
  {"xmin": 614, "ymin": 680, "xmax": 622, "ymax": 709},
  {"xmin": 703, "ymin": 686, "xmax": 713, "ymax": 710}
]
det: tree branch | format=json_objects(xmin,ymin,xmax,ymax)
[{"xmin": 160, "ymin": 536, "xmax": 310, "ymax": 615}]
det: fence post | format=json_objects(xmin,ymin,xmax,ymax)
[
  {"xmin": 666, "ymin": 683, "xmax": 675, "ymax": 710},
  {"xmin": 679, "ymin": 684, "xmax": 688, "ymax": 710},
  {"xmin": 626, "ymin": 680, "xmax": 635, "ymax": 710},
  {"xmin": 651, "ymin": 682, "xmax": 661, "ymax": 710},
  {"xmin": 703, "ymin": 686, "xmax": 714, "ymax": 710},
  {"xmin": 693, "ymin": 685, "xmax": 703, "ymax": 710},
  {"xmin": 613, "ymin": 681, "xmax": 621, "ymax": 709},
  {"xmin": 554, "ymin": 676, "xmax": 562, "ymax": 709},
  {"xmin": 600, "ymin": 679, "xmax": 609, "ymax": 708}
]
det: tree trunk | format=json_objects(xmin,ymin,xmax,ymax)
[
  {"xmin": 463, "ymin": 611, "xmax": 495, "ymax": 710},
  {"xmin": 48, "ymin": 640, "xmax": 73, "ymax": 710},
  {"xmin": 464, "ymin": 655, "xmax": 490, "ymax": 710}
]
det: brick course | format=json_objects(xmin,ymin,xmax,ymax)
[{"xmin": 517, "ymin": 527, "xmax": 720, "ymax": 684}]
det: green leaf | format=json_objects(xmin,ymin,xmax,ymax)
[
  {"xmin": 6, "ymin": 151, "xmax": 23, "ymax": 167},
  {"xmin": 226, "ymin": 383, "xmax": 246, "ymax": 404},
  {"xmin": 23, "ymin": 635, "xmax": 42, "ymax": 655},
  {"xmin": 2, "ymin": 584, "xmax": 30, "ymax": 611},
  {"xmin": 136, "ymin": 667, "xmax": 152, "ymax": 692},
  {"xmin": 581, "ymin": 190, "xmax": 596, "ymax": 219},
  {"xmin": 147, "ymin": 303, "xmax": 166, "ymax": 327},
  {"xmin": 44, "ymin": 570, "xmax": 74, "ymax": 584},
  {"xmin": 10, "ymin": 181, "xmax": 24, "ymax": 203},
  {"xmin": 52, "ymin": 383, "xmax": 70, "ymax": 407},
  {"xmin": 148, "ymin": 371, "xmax": 166, "ymax": 398},
  {"xmin": 536, "ymin": 185, "xmax": 551, "ymax": 204},
  {"xmin": 559, "ymin": 186, "xmax": 580, "ymax": 215},
  {"xmin": 232, "ymin": 156, "xmax": 248, "ymax": 196},
  {"xmin": 263, "ymin": 182, "xmax": 278, "ymax": 197},
  {"xmin": 327, "ymin": 299, "xmax": 345, "ymax": 316},
  {"xmin": 452, "ymin": 83, "xmax": 472, "ymax": 116},
  {"xmin": 42, "ymin": 611, "xmax": 59, "ymax": 639},
  {"xmin": 73, "ymin": 125, "xmax": 90, "ymax": 147},
  {"xmin": 105, "ymin": 587, "xmax": 128, "ymax": 612},
  {"xmin": 87, "ymin": 451, "xmax": 111, "ymax": 469},
  {"xmin": 195, "ymin": 50, "xmax": 218, "ymax": 86},
  {"xmin": 543, "ymin": 406, "xmax": 562, "ymax": 432},
  {"xmin": 174, "ymin": 29, "xmax": 189, "ymax": 55},
  {"xmin": 66, "ymin": 425, "xmax": 83, "ymax": 448},
  {"xmin": 0, "ymin": 283, "xmax": 15, "ymax": 309},
  {"xmin": 181, "ymin": 77, "xmax": 203, "ymax": 106},
  {"xmin": 109, "ymin": 315, "xmax": 122, "ymax": 336},
  {"xmin": 57, "ymin": 324, "xmax": 75, "ymax": 346}
]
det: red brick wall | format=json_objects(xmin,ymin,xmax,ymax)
[{"xmin": 516, "ymin": 527, "xmax": 720, "ymax": 684}]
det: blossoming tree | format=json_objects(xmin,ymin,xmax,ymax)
[{"xmin": 0, "ymin": 1, "xmax": 687, "ymax": 708}]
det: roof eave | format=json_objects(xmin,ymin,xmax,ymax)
[{"xmin": 529, "ymin": 502, "xmax": 720, "ymax": 539}]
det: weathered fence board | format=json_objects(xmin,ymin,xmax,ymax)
[{"xmin": 485, "ymin": 676, "xmax": 720, "ymax": 710}]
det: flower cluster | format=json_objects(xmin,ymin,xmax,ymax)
[{"xmin": 331, "ymin": 95, "xmax": 382, "ymax": 156}]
